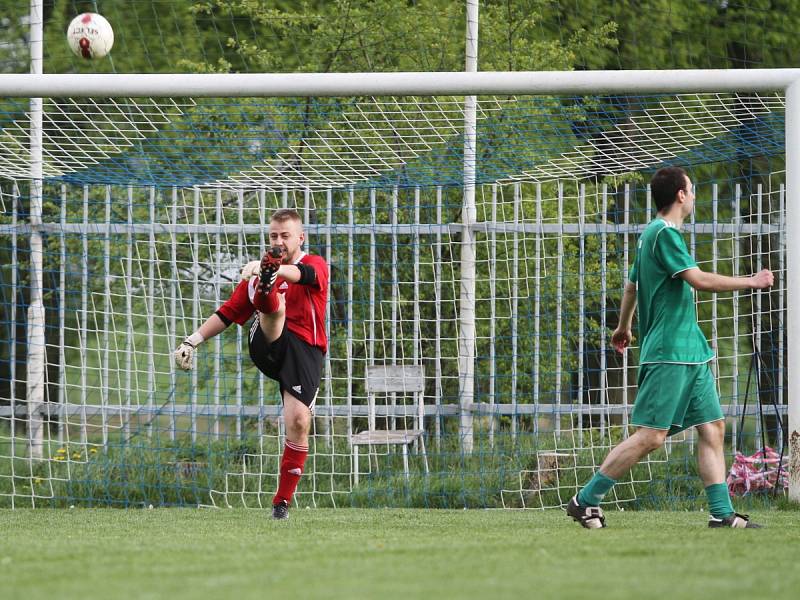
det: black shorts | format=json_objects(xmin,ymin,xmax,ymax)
[{"xmin": 248, "ymin": 320, "xmax": 324, "ymax": 409}]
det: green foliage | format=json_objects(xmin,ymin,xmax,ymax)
[
  {"xmin": 2, "ymin": 0, "xmax": 800, "ymax": 76},
  {"xmin": 43, "ymin": 0, "xmax": 208, "ymax": 74},
  {"xmin": 541, "ymin": 0, "xmax": 800, "ymax": 70},
  {"xmin": 183, "ymin": 0, "xmax": 617, "ymax": 73}
]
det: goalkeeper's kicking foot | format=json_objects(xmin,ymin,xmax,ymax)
[
  {"xmin": 272, "ymin": 500, "xmax": 289, "ymax": 520},
  {"xmin": 258, "ymin": 246, "xmax": 284, "ymax": 296},
  {"xmin": 708, "ymin": 513, "xmax": 762, "ymax": 528},
  {"xmin": 566, "ymin": 495, "xmax": 606, "ymax": 529}
]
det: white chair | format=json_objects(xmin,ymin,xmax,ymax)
[{"xmin": 350, "ymin": 365, "xmax": 428, "ymax": 485}]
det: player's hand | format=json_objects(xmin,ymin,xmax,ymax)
[
  {"xmin": 611, "ymin": 328, "xmax": 632, "ymax": 354},
  {"xmin": 173, "ymin": 340, "xmax": 196, "ymax": 370},
  {"xmin": 750, "ymin": 269, "xmax": 774, "ymax": 289},
  {"xmin": 241, "ymin": 260, "xmax": 261, "ymax": 281}
]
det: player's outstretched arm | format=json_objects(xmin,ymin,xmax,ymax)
[
  {"xmin": 240, "ymin": 259, "xmax": 305, "ymax": 284},
  {"xmin": 240, "ymin": 253, "xmax": 317, "ymax": 286},
  {"xmin": 680, "ymin": 267, "xmax": 774, "ymax": 293},
  {"xmin": 611, "ymin": 281, "xmax": 637, "ymax": 354},
  {"xmin": 173, "ymin": 313, "xmax": 229, "ymax": 370}
]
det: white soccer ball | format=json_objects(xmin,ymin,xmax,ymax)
[{"xmin": 67, "ymin": 13, "xmax": 114, "ymax": 60}]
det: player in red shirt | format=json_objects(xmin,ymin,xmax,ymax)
[{"xmin": 173, "ymin": 208, "xmax": 328, "ymax": 520}]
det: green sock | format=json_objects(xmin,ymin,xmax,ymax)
[
  {"xmin": 705, "ymin": 483, "xmax": 734, "ymax": 519},
  {"xmin": 577, "ymin": 471, "xmax": 617, "ymax": 507}
]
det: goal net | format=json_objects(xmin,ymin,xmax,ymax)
[{"xmin": 0, "ymin": 88, "xmax": 788, "ymax": 508}]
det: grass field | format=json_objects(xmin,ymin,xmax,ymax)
[{"xmin": 3, "ymin": 508, "xmax": 799, "ymax": 600}]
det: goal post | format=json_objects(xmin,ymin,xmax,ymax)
[
  {"xmin": 0, "ymin": 69, "xmax": 796, "ymax": 507},
  {"xmin": 785, "ymin": 78, "xmax": 800, "ymax": 503},
  {"xmin": 1, "ymin": 69, "xmax": 800, "ymax": 96}
]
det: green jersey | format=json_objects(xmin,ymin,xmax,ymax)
[{"xmin": 628, "ymin": 218, "xmax": 713, "ymax": 364}]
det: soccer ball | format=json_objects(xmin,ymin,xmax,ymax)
[{"xmin": 67, "ymin": 13, "xmax": 114, "ymax": 60}]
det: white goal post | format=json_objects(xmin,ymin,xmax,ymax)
[
  {"xmin": 1, "ymin": 69, "xmax": 800, "ymax": 97},
  {"xmin": 0, "ymin": 68, "xmax": 798, "ymax": 505}
]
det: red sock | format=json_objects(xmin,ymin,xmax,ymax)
[
  {"xmin": 251, "ymin": 280, "xmax": 280, "ymax": 314},
  {"xmin": 273, "ymin": 440, "xmax": 308, "ymax": 506}
]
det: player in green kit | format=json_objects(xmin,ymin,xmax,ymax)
[{"xmin": 567, "ymin": 166, "xmax": 774, "ymax": 529}]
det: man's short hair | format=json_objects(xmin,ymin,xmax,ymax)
[
  {"xmin": 271, "ymin": 208, "xmax": 303, "ymax": 224},
  {"xmin": 650, "ymin": 167, "xmax": 689, "ymax": 212}
]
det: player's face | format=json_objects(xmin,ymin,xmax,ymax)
[
  {"xmin": 680, "ymin": 176, "xmax": 695, "ymax": 216},
  {"xmin": 269, "ymin": 218, "xmax": 305, "ymax": 262}
]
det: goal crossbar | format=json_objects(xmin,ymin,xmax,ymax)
[{"xmin": 1, "ymin": 69, "xmax": 800, "ymax": 97}]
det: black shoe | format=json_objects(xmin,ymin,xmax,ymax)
[
  {"xmin": 258, "ymin": 246, "xmax": 284, "ymax": 295},
  {"xmin": 272, "ymin": 500, "xmax": 289, "ymax": 520},
  {"xmin": 566, "ymin": 495, "xmax": 606, "ymax": 529},
  {"xmin": 708, "ymin": 513, "xmax": 762, "ymax": 528}
]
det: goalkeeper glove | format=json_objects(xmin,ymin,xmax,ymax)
[
  {"xmin": 173, "ymin": 332, "xmax": 204, "ymax": 370},
  {"xmin": 241, "ymin": 259, "xmax": 261, "ymax": 280}
]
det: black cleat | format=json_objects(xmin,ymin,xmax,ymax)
[
  {"xmin": 272, "ymin": 500, "xmax": 289, "ymax": 520},
  {"xmin": 258, "ymin": 246, "xmax": 284, "ymax": 295},
  {"xmin": 566, "ymin": 495, "xmax": 606, "ymax": 529},
  {"xmin": 708, "ymin": 513, "xmax": 762, "ymax": 529}
]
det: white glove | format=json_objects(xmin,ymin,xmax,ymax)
[
  {"xmin": 241, "ymin": 259, "xmax": 261, "ymax": 280},
  {"xmin": 173, "ymin": 332, "xmax": 204, "ymax": 370}
]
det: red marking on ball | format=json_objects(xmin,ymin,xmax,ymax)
[
  {"xmin": 79, "ymin": 37, "xmax": 91, "ymax": 58},
  {"xmin": 81, "ymin": 13, "xmax": 92, "ymax": 24}
]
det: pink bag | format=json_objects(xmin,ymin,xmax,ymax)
[{"xmin": 726, "ymin": 447, "xmax": 788, "ymax": 496}]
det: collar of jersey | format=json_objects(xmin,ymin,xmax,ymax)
[{"xmin": 656, "ymin": 217, "xmax": 679, "ymax": 230}]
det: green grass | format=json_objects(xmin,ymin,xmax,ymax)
[
  {"xmin": 3, "ymin": 508, "xmax": 799, "ymax": 600},
  {"xmin": 0, "ymin": 426, "xmax": 792, "ymax": 510}
]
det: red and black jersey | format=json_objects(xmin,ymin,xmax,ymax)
[{"xmin": 217, "ymin": 252, "xmax": 329, "ymax": 353}]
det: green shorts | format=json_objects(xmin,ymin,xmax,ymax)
[{"xmin": 630, "ymin": 362, "xmax": 723, "ymax": 436}]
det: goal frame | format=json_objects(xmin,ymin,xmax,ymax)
[{"xmin": 0, "ymin": 67, "xmax": 798, "ymax": 503}]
